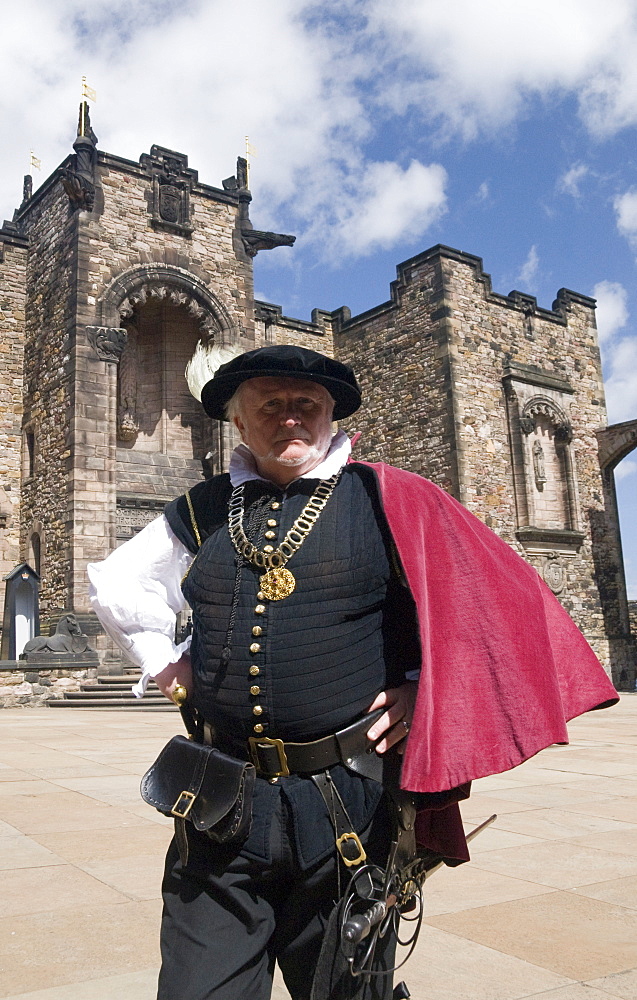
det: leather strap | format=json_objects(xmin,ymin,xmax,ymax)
[
  {"xmin": 311, "ymin": 771, "xmax": 367, "ymax": 868},
  {"xmin": 174, "ymin": 817, "xmax": 190, "ymax": 867},
  {"xmin": 210, "ymin": 708, "xmax": 384, "ymax": 779}
]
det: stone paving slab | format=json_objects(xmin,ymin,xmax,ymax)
[{"xmin": 0, "ymin": 697, "xmax": 634, "ymax": 1000}]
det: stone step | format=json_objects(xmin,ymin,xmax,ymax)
[
  {"xmin": 81, "ymin": 680, "xmax": 159, "ymax": 691},
  {"xmin": 64, "ymin": 689, "xmax": 166, "ymax": 702},
  {"xmin": 82, "ymin": 684, "xmax": 140, "ymax": 692},
  {"xmin": 95, "ymin": 674, "xmax": 146, "ymax": 684},
  {"xmin": 48, "ymin": 700, "xmax": 176, "ymax": 711},
  {"xmin": 47, "ymin": 666, "xmax": 174, "ymax": 710}
]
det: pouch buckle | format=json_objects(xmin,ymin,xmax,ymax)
[
  {"xmin": 336, "ymin": 831, "xmax": 367, "ymax": 867},
  {"xmin": 171, "ymin": 790, "xmax": 196, "ymax": 818},
  {"xmin": 248, "ymin": 736, "xmax": 290, "ymax": 777}
]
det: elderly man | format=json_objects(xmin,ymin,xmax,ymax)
[{"xmin": 89, "ymin": 345, "xmax": 616, "ymax": 1000}]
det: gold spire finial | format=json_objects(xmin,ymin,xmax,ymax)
[{"xmin": 79, "ymin": 77, "xmax": 97, "ymax": 137}]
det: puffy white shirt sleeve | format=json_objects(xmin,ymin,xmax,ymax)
[{"xmin": 87, "ymin": 515, "xmax": 193, "ymax": 699}]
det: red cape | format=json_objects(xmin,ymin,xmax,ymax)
[{"xmin": 355, "ymin": 462, "xmax": 618, "ymax": 859}]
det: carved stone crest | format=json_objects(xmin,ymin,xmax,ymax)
[
  {"xmin": 86, "ymin": 326, "xmax": 128, "ymax": 363},
  {"xmin": 159, "ymin": 183, "xmax": 181, "ymax": 224},
  {"xmin": 140, "ymin": 145, "xmax": 195, "ymax": 237},
  {"xmin": 542, "ymin": 552, "xmax": 566, "ymax": 594}
]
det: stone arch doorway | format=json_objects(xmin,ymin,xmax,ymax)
[
  {"xmin": 116, "ymin": 291, "xmax": 219, "ymax": 477},
  {"xmin": 96, "ymin": 265, "xmax": 241, "ymax": 543}
]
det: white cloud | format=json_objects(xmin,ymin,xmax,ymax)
[
  {"xmin": 327, "ymin": 160, "xmax": 448, "ymax": 257},
  {"xmin": 516, "ymin": 246, "xmax": 539, "ymax": 288},
  {"xmin": 5, "ymin": 2, "xmax": 637, "ymax": 261},
  {"xmin": 614, "ymin": 189, "xmax": 637, "ymax": 245},
  {"xmin": 593, "ymin": 280, "xmax": 629, "ymax": 342},
  {"xmin": 364, "ymin": 0, "xmax": 637, "ymax": 140},
  {"xmin": 591, "ymin": 280, "xmax": 637, "ymax": 422},
  {"xmin": 0, "ymin": 0, "xmax": 452, "ymax": 259},
  {"xmin": 603, "ymin": 335, "xmax": 637, "ymax": 422},
  {"xmin": 558, "ymin": 164, "xmax": 589, "ymax": 198},
  {"xmin": 615, "ymin": 458, "xmax": 637, "ymax": 480},
  {"xmin": 477, "ymin": 181, "xmax": 490, "ymax": 202}
]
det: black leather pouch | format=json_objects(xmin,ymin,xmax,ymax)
[{"xmin": 140, "ymin": 735, "xmax": 255, "ymax": 844}]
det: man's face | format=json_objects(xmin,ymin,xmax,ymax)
[{"xmin": 233, "ymin": 376, "xmax": 335, "ymax": 484}]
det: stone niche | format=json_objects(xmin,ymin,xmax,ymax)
[{"xmin": 503, "ymin": 363, "xmax": 584, "ymax": 594}]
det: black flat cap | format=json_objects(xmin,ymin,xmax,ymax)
[{"xmin": 201, "ymin": 345, "xmax": 362, "ymax": 421}]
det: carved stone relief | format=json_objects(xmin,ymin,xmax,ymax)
[
  {"xmin": 116, "ymin": 497, "xmax": 168, "ymax": 540},
  {"xmin": 117, "ymin": 325, "xmax": 138, "ymax": 441},
  {"xmin": 86, "ymin": 326, "xmax": 128, "ymax": 363},
  {"xmin": 532, "ymin": 440, "xmax": 546, "ymax": 488},
  {"xmin": 118, "ymin": 283, "xmax": 217, "ymax": 338},
  {"xmin": 140, "ymin": 145, "xmax": 195, "ymax": 236},
  {"xmin": 542, "ymin": 551, "xmax": 567, "ymax": 594}
]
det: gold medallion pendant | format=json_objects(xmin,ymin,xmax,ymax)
[{"xmin": 259, "ymin": 568, "xmax": 296, "ymax": 601}]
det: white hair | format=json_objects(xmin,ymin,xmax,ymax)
[
  {"xmin": 224, "ymin": 384, "xmax": 246, "ymax": 422},
  {"xmin": 185, "ymin": 341, "xmax": 243, "ymax": 402}
]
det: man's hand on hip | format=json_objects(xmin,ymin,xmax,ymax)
[
  {"xmin": 365, "ymin": 681, "xmax": 417, "ymax": 754},
  {"xmin": 154, "ymin": 654, "xmax": 193, "ymax": 702}
]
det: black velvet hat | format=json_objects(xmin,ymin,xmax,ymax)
[{"xmin": 200, "ymin": 345, "xmax": 362, "ymax": 421}]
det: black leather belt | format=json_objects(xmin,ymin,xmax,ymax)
[{"xmin": 204, "ymin": 708, "xmax": 385, "ymax": 781}]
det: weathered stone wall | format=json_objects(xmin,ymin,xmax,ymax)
[
  {"xmin": 254, "ymin": 302, "xmax": 334, "ymax": 355},
  {"xmin": 334, "ymin": 254, "xmax": 459, "ymax": 493},
  {"xmin": 17, "ymin": 174, "xmax": 76, "ymax": 617},
  {"xmin": 0, "ymin": 229, "xmax": 27, "ymax": 612},
  {"xmin": 0, "ymin": 662, "xmax": 98, "ymax": 708}
]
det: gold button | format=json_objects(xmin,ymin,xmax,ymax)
[
  {"xmin": 263, "ymin": 545, "xmax": 274, "ymax": 553},
  {"xmin": 267, "ymin": 519, "xmax": 277, "ymax": 527},
  {"xmin": 271, "ymin": 502, "xmax": 281, "ymax": 510},
  {"xmin": 252, "ymin": 626, "xmax": 263, "ymax": 636},
  {"xmin": 264, "ymin": 531, "xmax": 276, "ymax": 539},
  {"xmin": 253, "ymin": 705, "xmax": 263, "ymax": 716},
  {"xmin": 253, "ymin": 723, "xmax": 264, "ymax": 733},
  {"xmin": 254, "ymin": 604, "xmax": 265, "ymax": 614},
  {"xmin": 250, "ymin": 685, "xmax": 260, "ymax": 695},
  {"xmin": 257, "ymin": 591, "xmax": 266, "ymax": 600},
  {"xmin": 249, "ymin": 665, "xmax": 260, "ymax": 676},
  {"xmin": 250, "ymin": 642, "xmax": 261, "ymax": 653}
]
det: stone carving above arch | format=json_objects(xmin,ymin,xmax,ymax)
[
  {"xmin": 118, "ymin": 283, "xmax": 218, "ymax": 338},
  {"xmin": 97, "ymin": 264, "xmax": 235, "ymax": 343},
  {"xmin": 520, "ymin": 395, "xmax": 573, "ymax": 442}
]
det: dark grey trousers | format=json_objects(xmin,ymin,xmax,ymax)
[{"xmin": 157, "ymin": 789, "xmax": 395, "ymax": 1000}]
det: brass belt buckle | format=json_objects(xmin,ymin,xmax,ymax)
[
  {"xmin": 171, "ymin": 790, "xmax": 196, "ymax": 819},
  {"xmin": 336, "ymin": 831, "xmax": 367, "ymax": 867},
  {"xmin": 248, "ymin": 736, "xmax": 290, "ymax": 777}
]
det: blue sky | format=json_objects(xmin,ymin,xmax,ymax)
[{"xmin": 1, "ymin": 0, "xmax": 635, "ymax": 595}]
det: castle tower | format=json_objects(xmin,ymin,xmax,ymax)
[
  {"xmin": 333, "ymin": 246, "xmax": 636, "ymax": 688},
  {"xmin": 0, "ymin": 105, "xmax": 294, "ymax": 634}
]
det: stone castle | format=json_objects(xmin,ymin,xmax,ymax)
[{"xmin": 0, "ymin": 106, "xmax": 635, "ymax": 699}]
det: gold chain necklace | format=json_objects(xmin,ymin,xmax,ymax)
[{"xmin": 227, "ymin": 472, "xmax": 341, "ymax": 600}]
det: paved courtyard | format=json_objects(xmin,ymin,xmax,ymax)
[{"xmin": 0, "ymin": 697, "xmax": 635, "ymax": 1000}]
